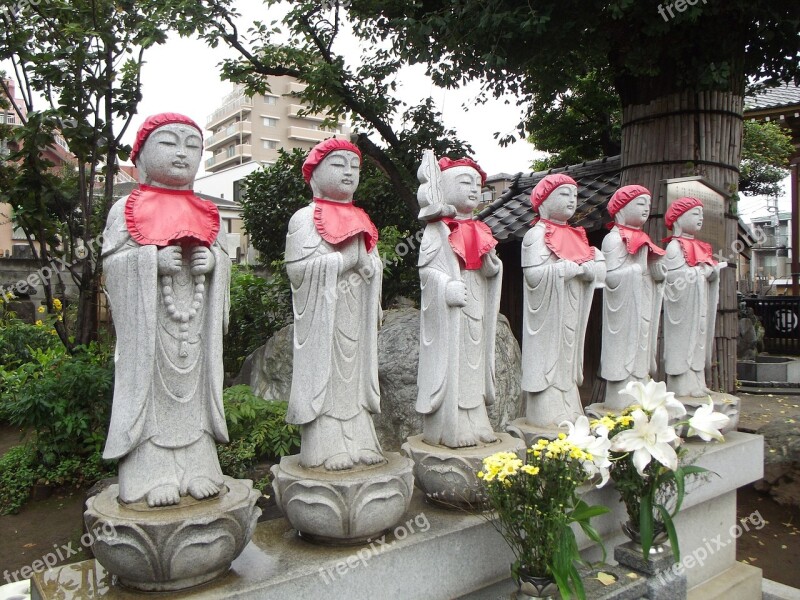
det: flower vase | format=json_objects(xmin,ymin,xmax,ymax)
[
  {"xmin": 620, "ymin": 520, "xmax": 669, "ymax": 555},
  {"xmin": 514, "ymin": 571, "xmax": 558, "ymax": 600}
]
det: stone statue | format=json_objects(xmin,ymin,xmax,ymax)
[
  {"xmin": 102, "ymin": 113, "xmax": 229, "ymax": 507},
  {"xmin": 404, "ymin": 151, "xmax": 524, "ymax": 509},
  {"xmin": 272, "ymin": 140, "xmax": 414, "ymax": 542},
  {"xmin": 416, "ymin": 157, "xmax": 502, "ymax": 447},
  {"xmin": 663, "ymin": 197, "xmax": 726, "ymax": 398},
  {"xmin": 520, "ymin": 174, "xmax": 605, "ymax": 427},
  {"xmin": 600, "ymin": 185, "xmax": 666, "ymax": 408},
  {"xmin": 284, "ymin": 138, "xmax": 385, "ymax": 471}
]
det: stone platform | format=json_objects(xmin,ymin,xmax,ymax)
[{"xmin": 32, "ymin": 432, "xmax": 764, "ymax": 600}]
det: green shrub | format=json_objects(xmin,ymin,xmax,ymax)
[
  {"xmin": 1, "ymin": 341, "xmax": 113, "ymax": 463},
  {"xmin": 0, "ymin": 444, "xmax": 38, "ymax": 514},
  {"xmin": 0, "ymin": 315, "xmax": 61, "ymax": 368},
  {"xmin": 217, "ymin": 385, "xmax": 300, "ymax": 481},
  {"xmin": 223, "ymin": 385, "xmax": 300, "ymax": 457},
  {"xmin": 224, "ymin": 263, "xmax": 292, "ymax": 376},
  {"xmin": 0, "ymin": 444, "xmax": 115, "ymax": 515}
]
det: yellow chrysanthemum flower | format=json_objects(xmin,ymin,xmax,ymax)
[
  {"xmin": 35, "ymin": 319, "xmax": 43, "ymax": 326},
  {"xmin": 52, "ymin": 298, "xmax": 62, "ymax": 311},
  {"xmin": 37, "ymin": 306, "xmax": 46, "ymax": 313},
  {"xmin": 521, "ymin": 465, "xmax": 540, "ymax": 476}
]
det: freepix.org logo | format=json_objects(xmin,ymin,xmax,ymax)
[{"xmin": 657, "ymin": 0, "xmax": 708, "ymax": 22}]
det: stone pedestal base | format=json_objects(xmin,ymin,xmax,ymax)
[
  {"xmin": 270, "ymin": 451, "xmax": 414, "ymax": 544},
  {"xmin": 506, "ymin": 418, "xmax": 566, "ymax": 447},
  {"xmin": 402, "ymin": 433, "xmax": 526, "ymax": 509},
  {"xmin": 614, "ymin": 540, "xmax": 686, "ymax": 600},
  {"xmin": 83, "ymin": 476, "xmax": 260, "ymax": 592}
]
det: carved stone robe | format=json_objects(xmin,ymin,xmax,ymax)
[
  {"xmin": 284, "ymin": 204, "xmax": 383, "ymax": 468},
  {"xmin": 102, "ymin": 196, "xmax": 229, "ymax": 503},
  {"xmin": 521, "ymin": 222, "xmax": 603, "ymax": 427},
  {"xmin": 600, "ymin": 226, "xmax": 664, "ymax": 406},
  {"xmin": 416, "ymin": 220, "xmax": 501, "ymax": 447},
  {"xmin": 663, "ymin": 237, "xmax": 720, "ymax": 397}
]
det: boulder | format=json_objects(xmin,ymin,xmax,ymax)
[
  {"xmin": 235, "ymin": 307, "xmax": 523, "ymax": 452},
  {"xmin": 754, "ymin": 419, "xmax": 800, "ymax": 508},
  {"xmin": 233, "ymin": 324, "xmax": 294, "ymax": 401}
]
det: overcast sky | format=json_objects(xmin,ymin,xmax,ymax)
[{"xmin": 125, "ymin": 2, "xmax": 539, "ymax": 178}]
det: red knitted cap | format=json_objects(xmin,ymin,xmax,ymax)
[
  {"xmin": 302, "ymin": 139, "xmax": 362, "ymax": 184},
  {"xmin": 130, "ymin": 113, "xmax": 203, "ymax": 165},
  {"xmin": 608, "ymin": 185, "xmax": 651, "ymax": 216},
  {"xmin": 530, "ymin": 173, "xmax": 578, "ymax": 211},
  {"xmin": 665, "ymin": 197, "xmax": 703, "ymax": 229},
  {"xmin": 438, "ymin": 157, "xmax": 487, "ymax": 186}
]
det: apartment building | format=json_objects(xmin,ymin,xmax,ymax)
[
  {"xmin": 1, "ymin": 78, "xmax": 75, "ymax": 260},
  {"xmin": 203, "ymin": 76, "xmax": 351, "ymax": 175},
  {"xmin": 748, "ymin": 211, "xmax": 794, "ymax": 294}
]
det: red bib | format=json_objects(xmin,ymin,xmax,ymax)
[
  {"xmin": 313, "ymin": 198, "xmax": 379, "ymax": 253},
  {"xmin": 440, "ymin": 218, "xmax": 498, "ymax": 270},
  {"xmin": 663, "ymin": 236, "xmax": 717, "ymax": 266},
  {"xmin": 125, "ymin": 185, "xmax": 220, "ymax": 248},
  {"xmin": 535, "ymin": 219, "xmax": 595, "ymax": 264},
  {"xmin": 613, "ymin": 223, "xmax": 665, "ymax": 256}
]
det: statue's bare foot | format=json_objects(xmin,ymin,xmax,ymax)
[
  {"xmin": 324, "ymin": 453, "xmax": 354, "ymax": 471},
  {"xmin": 691, "ymin": 390, "xmax": 710, "ymax": 398},
  {"xmin": 146, "ymin": 484, "xmax": 180, "ymax": 507},
  {"xmin": 477, "ymin": 431, "xmax": 498, "ymax": 444},
  {"xmin": 359, "ymin": 450, "xmax": 385, "ymax": 465},
  {"xmin": 187, "ymin": 477, "xmax": 220, "ymax": 501},
  {"xmin": 455, "ymin": 435, "xmax": 477, "ymax": 448}
]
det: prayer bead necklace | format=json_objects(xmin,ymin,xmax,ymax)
[{"xmin": 161, "ymin": 273, "xmax": 205, "ymax": 357}]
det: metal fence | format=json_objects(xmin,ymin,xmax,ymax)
[{"xmin": 743, "ymin": 296, "xmax": 800, "ymax": 355}]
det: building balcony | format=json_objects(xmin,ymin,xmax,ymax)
[
  {"xmin": 287, "ymin": 126, "xmax": 347, "ymax": 144},
  {"xmin": 205, "ymin": 144, "xmax": 252, "ymax": 171},
  {"xmin": 206, "ymin": 96, "xmax": 253, "ymax": 129},
  {"xmin": 287, "ymin": 104, "xmax": 341, "ymax": 123},
  {"xmin": 205, "ymin": 121, "xmax": 252, "ymax": 151}
]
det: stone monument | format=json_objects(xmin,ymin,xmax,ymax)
[
  {"xmin": 271, "ymin": 139, "xmax": 413, "ymax": 542},
  {"xmin": 590, "ymin": 185, "xmax": 666, "ymax": 413},
  {"xmin": 662, "ymin": 197, "xmax": 738, "ymax": 432},
  {"xmin": 509, "ymin": 174, "xmax": 606, "ymax": 445},
  {"xmin": 403, "ymin": 152, "xmax": 524, "ymax": 508},
  {"xmin": 85, "ymin": 113, "xmax": 260, "ymax": 591}
]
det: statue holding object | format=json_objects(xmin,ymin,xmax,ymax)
[
  {"xmin": 405, "ymin": 151, "xmax": 524, "ymax": 509},
  {"xmin": 415, "ymin": 155, "xmax": 501, "ymax": 447},
  {"xmin": 86, "ymin": 113, "xmax": 259, "ymax": 592}
]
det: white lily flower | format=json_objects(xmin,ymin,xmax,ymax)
[
  {"xmin": 688, "ymin": 399, "xmax": 730, "ymax": 442},
  {"xmin": 561, "ymin": 415, "xmax": 612, "ymax": 487},
  {"xmin": 618, "ymin": 380, "xmax": 686, "ymax": 419},
  {"xmin": 610, "ymin": 407, "xmax": 679, "ymax": 476}
]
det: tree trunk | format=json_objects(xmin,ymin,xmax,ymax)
[{"xmin": 619, "ymin": 88, "xmax": 744, "ymax": 393}]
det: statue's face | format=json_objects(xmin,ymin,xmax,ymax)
[
  {"xmin": 310, "ymin": 150, "xmax": 360, "ymax": 202},
  {"xmin": 540, "ymin": 184, "xmax": 577, "ymax": 221},
  {"xmin": 138, "ymin": 124, "xmax": 202, "ymax": 188},
  {"xmin": 677, "ymin": 206, "xmax": 704, "ymax": 235},
  {"xmin": 442, "ymin": 166, "xmax": 481, "ymax": 216},
  {"xmin": 617, "ymin": 194, "xmax": 651, "ymax": 228}
]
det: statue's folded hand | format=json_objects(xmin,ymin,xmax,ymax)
[
  {"xmin": 190, "ymin": 246, "xmax": 216, "ymax": 275},
  {"xmin": 445, "ymin": 279, "xmax": 468, "ymax": 307},
  {"xmin": 157, "ymin": 245, "xmax": 182, "ymax": 275}
]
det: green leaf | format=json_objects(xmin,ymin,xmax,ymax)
[
  {"xmin": 639, "ymin": 493, "xmax": 654, "ymax": 559},
  {"xmin": 655, "ymin": 503, "xmax": 680, "ymax": 562}
]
